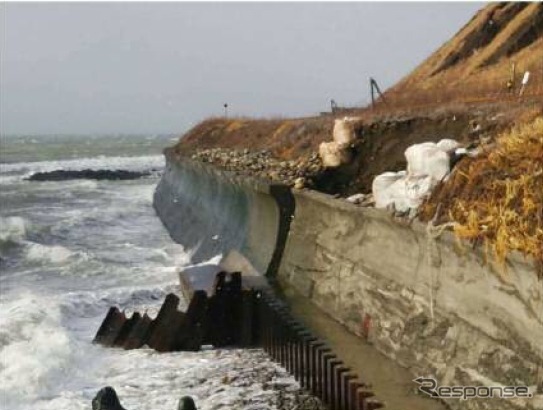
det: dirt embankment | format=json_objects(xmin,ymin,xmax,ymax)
[
  {"xmin": 173, "ymin": 2, "xmax": 543, "ymax": 193},
  {"xmin": 172, "ymin": 100, "xmax": 539, "ymax": 194}
]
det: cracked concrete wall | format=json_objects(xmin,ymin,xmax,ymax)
[{"xmin": 277, "ymin": 189, "xmax": 543, "ymax": 410}]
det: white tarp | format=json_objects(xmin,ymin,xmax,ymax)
[
  {"xmin": 436, "ymin": 138, "xmax": 460, "ymax": 153},
  {"xmin": 373, "ymin": 174, "xmax": 434, "ymax": 212},
  {"xmin": 372, "ymin": 171, "xmax": 406, "ymax": 209}
]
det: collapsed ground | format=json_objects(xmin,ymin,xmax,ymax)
[
  {"xmin": 173, "ymin": 100, "xmax": 541, "ymax": 195},
  {"xmin": 171, "ymin": 99, "xmax": 542, "ymax": 269}
]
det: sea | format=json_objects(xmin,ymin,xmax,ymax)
[{"xmin": 0, "ymin": 134, "xmax": 298, "ymax": 410}]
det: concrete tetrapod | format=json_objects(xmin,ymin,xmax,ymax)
[{"xmin": 92, "ymin": 387, "xmax": 127, "ymax": 410}]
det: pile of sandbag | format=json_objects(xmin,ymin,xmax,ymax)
[
  {"xmin": 373, "ymin": 139, "xmax": 462, "ymax": 212},
  {"xmin": 319, "ymin": 117, "xmax": 358, "ymax": 168}
]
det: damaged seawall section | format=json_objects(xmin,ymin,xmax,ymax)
[
  {"xmin": 153, "ymin": 149, "xmax": 294, "ymax": 276},
  {"xmin": 154, "ymin": 154, "xmax": 543, "ymax": 410}
]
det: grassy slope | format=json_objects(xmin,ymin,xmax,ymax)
[
  {"xmin": 383, "ymin": 3, "xmax": 543, "ymax": 108},
  {"xmin": 174, "ymin": 117, "xmax": 333, "ymax": 160},
  {"xmin": 421, "ymin": 117, "xmax": 543, "ymax": 268}
]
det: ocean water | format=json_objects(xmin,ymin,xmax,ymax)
[{"xmin": 0, "ymin": 135, "xmax": 298, "ymax": 410}]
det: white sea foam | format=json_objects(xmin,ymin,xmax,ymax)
[
  {"xmin": 0, "ymin": 279, "xmax": 303, "ymax": 410},
  {"xmin": 26, "ymin": 243, "xmax": 77, "ymax": 264},
  {"xmin": 0, "ymin": 141, "xmax": 305, "ymax": 410},
  {"xmin": 0, "ymin": 216, "xmax": 28, "ymax": 243}
]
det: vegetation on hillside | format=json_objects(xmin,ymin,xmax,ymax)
[
  {"xmin": 383, "ymin": 3, "xmax": 543, "ymax": 110},
  {"xmin": 421, "ymin": 117, "xmax": 543, "ymax": 268}
]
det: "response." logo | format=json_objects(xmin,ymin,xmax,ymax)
[{"xmin": 413, "ymin": 377, "xmax": 534, "ymax": 400}]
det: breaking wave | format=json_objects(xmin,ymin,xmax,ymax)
[{"xmin": 0, "ymin": 216, "xmax": 28, "ymax": 245}]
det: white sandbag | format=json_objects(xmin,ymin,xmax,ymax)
[
  {"xmin": 319, "ymin": 141, "xmax": 351, "ymax": 168},
  {"xmin": 386, "ymin": 178, "xmax": 411, "ymax": 212},
  {"xmin": 405, "ymin": 143, "xmax": 451, "ymax": 181},
  {"xmin": 332, "ymin": 119, "xmax": 355, "ymax": 148},
  {"xmin": 372, "ymin": 171, "xmax": 406, "ymax": 209},
  {"xmin": 436, "ymin": 138, "xmax": 460, "ymax": 153},
  {"xmin": 404, "ymin": 174, "xmax": 435, "ymax": 209},
  {"xmin": 374, "ymin": 174, "xmax": 435, "ymax": 212}
]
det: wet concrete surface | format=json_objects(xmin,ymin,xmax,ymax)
[{"xmin": 281, "ymin": 287, "xmax": 449, "ymax": 410}]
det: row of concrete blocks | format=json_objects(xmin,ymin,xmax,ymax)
[
  {"xmin": 257, "ymin": 292, "xmax": 383, "ymax": 410},
  {"xmin": 93, "ymin": 271, "xmax": 256, "ymax": 351}
]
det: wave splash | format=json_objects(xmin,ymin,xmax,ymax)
[{"xmin": 0, "ymin": 293, "xmax": 81, "ymax": 405}]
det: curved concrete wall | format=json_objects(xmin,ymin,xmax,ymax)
[
  {"xmin": 154, "ymin": 155, "xmax": 543, "ymax": 410},
  {"xmin": 153, "ymin": 150, "xmax": 293, "ymax": 276}
]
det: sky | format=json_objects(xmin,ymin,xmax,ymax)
[{"xmin": 0, "ymin": 2, "xmax": 484, "ymax": 135}]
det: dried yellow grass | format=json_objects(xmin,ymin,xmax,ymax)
[
  {"xmin": 449, "ymin": 117, "xmax": 543, "ymax": 266},
  {"xmin": 225, "ymin": 120, "xmax": 245, "ymax": 133}
]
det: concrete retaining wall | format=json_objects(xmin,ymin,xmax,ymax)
[
  {"xmin": 154, "ymin": 156, "xmax": 543, "ymax": 409},
  {"xmin": 277, "ymin": 189, "xmax": 543, "ymax": 410}
]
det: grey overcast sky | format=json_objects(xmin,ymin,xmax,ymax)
[{"xmin": 1, "ymin": 2, "xmax": 484, "ymax": 135}]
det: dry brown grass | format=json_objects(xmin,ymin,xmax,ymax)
[
  {"xmin": 383, "ymin": 3, "xmax": 543, "ymax": 112},
  {"xmin": 421, "ymin": 117, "xmax": 543, "ymax": 268},
  {"xmin": 173, "ymin": 116, "xmax": 333, "ymax": 161}
]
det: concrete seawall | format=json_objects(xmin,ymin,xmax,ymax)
[
  {"xmin": 277, "ymin": 190, "xmax": 543, "ymax": 410},
  {"xmin": 154, "ymin": 154, "xmax": 543, "ymax": 410},
  {"xmin": 153, "ymin": 150, "xmax": 294, "ymax": 276}
]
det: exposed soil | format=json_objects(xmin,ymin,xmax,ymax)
[{"xmin": 172, "ymin": 100, "xmax": 539, "ymax": 196}]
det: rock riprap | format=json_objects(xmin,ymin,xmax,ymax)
[{"xmin": 190, "ymin": 148, "xmax": 324, "ymax": 189}]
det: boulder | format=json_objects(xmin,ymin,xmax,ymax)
[
  {"xmin": 92, "ymin": 387, "xmax": 127, "ymax": 410},
  {"xmin": 178, "ymin": 396, "xmax": 197, "ymax": 410},
  {"xmin": 294, "ymin": 177, "xmax": 305, "ymax": 190},
  {"xmin": 345, "ymin": 193, "xmax": 366, "ymax": 204}
]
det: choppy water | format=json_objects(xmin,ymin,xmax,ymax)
[{"xmin": 0, "ymin": 135, "xmax": 298, "ymax": 410}]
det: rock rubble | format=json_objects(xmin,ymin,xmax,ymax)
[{"xmin": 190, "ymin": 148, "xmax": 325, "ymax": 189}]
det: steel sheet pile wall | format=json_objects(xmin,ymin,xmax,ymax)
[{"xmin": 257, "ymin": 292, "xmax": 383, "ymax": 410}]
